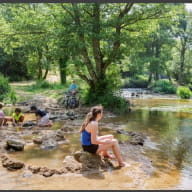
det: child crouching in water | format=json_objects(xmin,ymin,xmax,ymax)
[{"xmin": 12, "ymin": 108, "xmax": 24, "ymax": 126}]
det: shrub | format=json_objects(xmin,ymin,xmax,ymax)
[
  {"xmin": 177, "ymin": 86, "xmax": 191, "ymax": 99},
  {"xmin": 152, "ymin": 79, "xmax": 176, "ymax": 94},
  {"xmin": 121, "ymin": 75, "xmax": 148, "ymax": 88},
  {"xmin": 3, "ymin": 89, "xmax": 17, "ymax": 104},
  {"xmin": 0, "ymin": 73, "xmax": 11, "ymax": 101},
  {"xmin": 83, "ymin": 89, "xmax": 130, "ymax": 114}
]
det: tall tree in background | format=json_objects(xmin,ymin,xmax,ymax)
[
  {"xmin": 0, "ymin": 4, "xmax": 55, "ymax": 80},
  {"xmin": 61, "ymin": 3, "xmax": 173, "ymax": 95},
  {"xmin": 128, "ymin": 20, "xmax": 175, "ymax": 85},
  {"xmin": 171, "ymin": 7, "xmax": 192, "ymax": 85}
]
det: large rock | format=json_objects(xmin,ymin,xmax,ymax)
[
  {"xmin": 6, "ymin": 139, "xmax": 25, "ymax": 151},
  {"xmin": 73, "ymin": 151, "xmax": 114, "ymax": 172},
  {"xmin": 63, "ymin": 155, "xmax": 82, "ymax": 172}
]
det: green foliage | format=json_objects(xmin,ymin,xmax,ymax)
[
  {"xmin": 152, "ymin": 79, "xmax": 176, "ymax": 94},
  {"xmin": 3, "ymin": 89, "xmax": 17, "ymax": 104},
  {"xmin": 84, "ymin": 91, "xmax": 130, "ymax": 114},
  {"xmin": 122, "ymin": 75, "xmax": 148, "ymax": 88},
  {"xmin": 0, "ymin": 48, "xmax": 31, "ymax": 81},
  {"xmin": 177, "ymin": 86, "xmax": 191, "ymax": 99},
  {"xmin": 83, "ymin": 79, "xmax": 130, "ymax": 114},
  {"xmin": 0, "ymin": 73, "xmax": 11, "ymax": 101}
]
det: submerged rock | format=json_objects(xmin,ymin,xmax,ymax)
[
  {"xmin": 28, "ymin": 165, "xmax": 68, "ymax": 176},
  {"xmin": 28, "ymin": 165, "xmax": 41, "ymax": 174},
  {"xmin": 1, "ymin": 155, "xmax": 25, "ymax": 170},
  {"xmin": 60, "ymin": 126, "xmax": 76, "ymax": 133},
  {"xmin": 23, "ymin": 121, "xmax": 36, "ymax": 127},
  {"xmin": 40, "ymin": 138, "xmax": 57, "ymax": 150},
  {"xmin": 55, "ymin": 129, "xmax": 66, "ymax": 141},
  {"xmin": 33, "ymin": 136, "xmax": 43, "ymax": 145},
  {"xmin": 117, "ymin": 129, "xmax": 146, "ymax": 146},
  {"xmin": 5, "ymin": 138, "xmax": 25, "ymax": 151}
]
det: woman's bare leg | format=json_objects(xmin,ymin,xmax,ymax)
[
  {"xmin": 97, "ymin": 139, "xmax": 125, "ymax": 166},
  {"xmin": 97, "ymin": 135, "xmax": 113, "ymax": 141},
  {"xmin": 111, "ymin": 139, "xmax": 124, "ymax": 166},
  {"xmin": 98, "ymin": 135, "xmax": 114, "ymax": 157}
]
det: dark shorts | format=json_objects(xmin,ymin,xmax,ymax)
[{"xmin": 82, "ymin": 144, "xmax": 99, "ymax": 154}]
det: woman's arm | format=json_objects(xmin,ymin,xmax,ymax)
[
  {"xmin": 90, "ymin": 123, "xmax": 111, "ymax": 145},
  {"xmin": 98, "ymin": 135, "xmax": 114, "ymax": 141}
]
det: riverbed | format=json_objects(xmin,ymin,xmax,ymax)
[{"xmin": 0, "ymin": 98, "xmax": 192, "ymax": 189}]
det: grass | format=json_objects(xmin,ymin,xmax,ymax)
[
  {"xmin": 11, "ymin": 82, "xmax": 67, "ymax": 101},
  {"xmin": 10, "ymin": 78, "xmax": 89, "ymax": 102}
]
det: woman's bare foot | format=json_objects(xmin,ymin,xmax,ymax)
[
  {"xmin": 103, "ymin": 154, "xmax": 115, "ymax": 159},
  {"xmin": 118, "ymin": 162, "xmax": 129, "ymax": 167},
  {"xmin": 100, "ymin": 151, "xmax": 115, "ymax": 159}
]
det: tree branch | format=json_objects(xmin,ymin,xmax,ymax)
[
  {"xmin": 83, "ymin": 7, "xmax": 93, "ymax": 17},
  {"xmin": 92, "ymin": 4, "xmax": 104, "ymax": 75},
  {"xmin": 0, "ymin": 31, "xmax": 47, "ymax": 37},
  {"xmin": 61, "ymin": 4, "xmax": 74, "ymax": 19},
  {"xmin": 103, "ymin": 3, "xmax": 134, "ymax": 71},
  {"xmin": 72, "ymin": 3, "xmax": 98, "ymax": 82}
]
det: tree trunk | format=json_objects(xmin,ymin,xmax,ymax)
[
  {"xmin": 59, "ymin": 57, "xmax": 68, "ymax": 85},
  {"xmin": 43, "ymin": 68, "xmax": 49, "ymax": 80},
  {"xmin": 37, "ymin": 51, "xmax": 43, "ymax": 80},
  {"xmin": 148, "ymin": 72, "xmax": 153, "ymax": 85},
  {"xmin": 178, "ymin": 46, "xmax": 186, "ymax": 85}
]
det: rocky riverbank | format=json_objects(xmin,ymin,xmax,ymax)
[{"xmin": 0, "ymin": 93, "xmax": 155, "ymax": 190}]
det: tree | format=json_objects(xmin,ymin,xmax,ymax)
[
  {"xmin": 128, "ymin": 20, "xmax": 175, "ymax": 85},
  {"xmin": 171, "ymin": 5, "xmax": 192, "ymax": 85},
  {"xmin": 0, "ymin": 4, "xmax": 56, "ymax": 80}
]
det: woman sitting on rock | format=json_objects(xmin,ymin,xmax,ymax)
[{"xmin": 80, "ymin": 105, "xmax": 126, "ymax": 167}]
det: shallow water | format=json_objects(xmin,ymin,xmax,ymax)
[{"xmin": 1, "ymin": 98, "xmax": 192, "ymax": 189}]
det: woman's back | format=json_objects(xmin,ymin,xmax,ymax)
[
  {"xmin": 81, "ymin": 121, "xmax": 98, "ymax": 145},
  {"xmin": 81, "ymin": 129, "xmax": 91, "ymax": 145}
]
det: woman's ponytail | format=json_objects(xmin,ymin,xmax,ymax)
[{"xmin": 79, "ymin": 112, "xmax": 92, "ymax": 132}]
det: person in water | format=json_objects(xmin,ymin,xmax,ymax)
[
  {"xmin": 80, "ymin": 105, "xmax": 126, "ymax": 167},
  {"xmin": 12, "ymin": 108, "xmax": 24, "ymax": 126},
  {"xmin": 0, "ymin": 103, "xmax": 6, "ymax": 126},
  {"xmin": 0, "ymin": 103, "xmax": 13, "ymax": 126},
  {"xmin": 30, "ymin": 105, "xmax": 52, "ymax": 127}
]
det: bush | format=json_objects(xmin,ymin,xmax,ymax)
[
  {"xmin": 152, "ymin": 79, "xmax": 176, "ymax": 94},
  {"xmin": 3, "ymin": 89, "xmax": 17, "ymax": 104},
  {"xmin": 122, "ymin": 75, "xmax": 148, "ymax": 88},
  {"xmin": 83, "ymin": 89, "xmax": 130, "ymax": 114},
  {"xmin": 177, "ymin": 86, "xmax": 191, "ymax": 99},
  {"xmin": 0, "ymin": 73, "xmax": 11, "ymax": 101}
]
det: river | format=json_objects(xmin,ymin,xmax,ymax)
[{"xmin": 0, "ymin": 97, "xmax": 192, "ymax": 189}]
